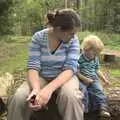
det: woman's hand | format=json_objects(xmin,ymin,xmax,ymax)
[
  {"xmin": 103, "ymin": 79, "xmax": 110, "ymax": 87},
  {"xmin": 35, "ymin": 86, "xmax": 53, "ymax": 107},
  {"xmin": 27, "ymin": 89, "xmax": 42, "ymax": 110},
  {"xmin": 27, "ymin": 89, "xmax": 39, "ymax": 102},
  {"xmin": 27, "ymin": 86, "xmax": 53, "ymax": 110}
]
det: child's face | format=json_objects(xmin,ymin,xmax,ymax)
[{"xmin": 84, "ymin": 48, "xmax": 100, "ymax": 59}]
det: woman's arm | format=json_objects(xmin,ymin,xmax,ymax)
[
  {"xmin": 27, "ymin": 69, "xmax": 41, "ymax": 91},
  {"xmin": 27, "ymin": 32, "xmax": 44, "ymax": 105},
  {"xmin": 44, "ymin": 69, "xmax": 73, "ymax": 92},
  {"xmin": 27, "ymin": 32, "xmax": 42, "ymax": 90}
]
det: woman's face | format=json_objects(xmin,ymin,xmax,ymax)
[{"xmin": 54, "ymin": 27, "xmax": 77, "ymax": 43}]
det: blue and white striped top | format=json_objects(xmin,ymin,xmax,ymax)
[{"xmin": 28, "ymin": 29, "xmax": 80, "ymax": 80}]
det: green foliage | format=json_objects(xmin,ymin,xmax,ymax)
[
  {"xmin": 0, "ymin": 0, "xmax": 120, "ymax": 35},
  {"xmin": 0, "ymin": 0, "xmax": 13, "ymax": 35},
  {"xmin": 80, "ymin": 0, "xmax": 120, "ymax": 33},
  {"xmin": 8, "ymin": 0, "xmax": 65, "ymax": 35}
]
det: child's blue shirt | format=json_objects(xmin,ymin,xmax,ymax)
[{"xmin": 78, "ymin": 53, "xmax": 100, "ymax": 80}]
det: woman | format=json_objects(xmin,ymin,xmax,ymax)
[{"xmin": 8, "ymin": 9, "xmax": 84, "ymax": 120}]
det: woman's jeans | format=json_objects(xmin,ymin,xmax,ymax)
[{"xmin": 80, "ymin": 80, "xmax": 108, "ymax": 113}]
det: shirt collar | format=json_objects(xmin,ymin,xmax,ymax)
[{"xmin": 81, "ymin": 52, "xmax": 95, "ymax": 61}]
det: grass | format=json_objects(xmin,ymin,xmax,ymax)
[
  {"xmin": 105, "ymin": 68, "xmax": 120, "ymax": 87},
  {"xmin": 110, "ymin": 69, "xmax": 120, "ymax": 78},
  {"xmin": 0, "ymin": 36, "xmax": 30, "ymax": 74}
]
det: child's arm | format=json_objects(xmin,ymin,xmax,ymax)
[
  {"xmin": 77, "ymin": 73, "xmax": 94, "ymax": 86},
  {"xmin": 97, "ymin": 70, "xmax": 110, "ymax": 86}
]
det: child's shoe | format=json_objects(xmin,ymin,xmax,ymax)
[{"xmin": 99, "ymin": 109, "xmax": 111, "ymax": 118}]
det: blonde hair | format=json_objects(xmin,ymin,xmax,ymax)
[{"xmin": 81, "ymin": 35, "xmax": 104, "ymax": 52}]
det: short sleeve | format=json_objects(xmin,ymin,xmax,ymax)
[{"xmin": 95, "ymin": 57, "xmax": 100, "ymax": 70}]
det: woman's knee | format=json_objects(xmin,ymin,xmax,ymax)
[
  {"xmin": 59, "ymin": 87, "xmax": 84, "ymax": 104},
  {"xmin": 10, "ymin": 86, "xmax": 29, "ymax": 107},
  {"xmin": 11, "ymin": 82, "xmax": 30, "ymax": 104},
  {"xmin": 60, "ymin": 77, "xmax": 83, "ymax": 101},
  {"xmin": 57, "ymin": 90, "xmax": 84, "ymax": 114},
  {"xmin": 12, "ymin": 92, "xmax": 27, "ymax": 106}
]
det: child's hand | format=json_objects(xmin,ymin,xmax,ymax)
[
  {"xmin": 84, "ymin": 79, "xmax": 94, "ymax": 86},
  {"xmin": 88, "ymin": 79, "xmax": 94, "ymax": 85},
  {"xmin": 103, "ymin": 79, "xmax": 110, "ymax": 87}
]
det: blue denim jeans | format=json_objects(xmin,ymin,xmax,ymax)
[{"xmin": 80, "ymin": 80, "xmax": 108, "ymax": 113}]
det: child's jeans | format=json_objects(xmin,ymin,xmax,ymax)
[{"xmin": 80, "ymin": 80, "xmax": 108, "ymax": 113}]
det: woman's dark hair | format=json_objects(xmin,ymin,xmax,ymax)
[
  {"xmin": 46, "ymin": 12, "xmax": 55, "ymax": 26},
  {"xmin": 53, "ymin": 9, "xmax": 81, "ymax": 31},
  {"xmin": 46, "ymin": 9, "xmax": 81, "ymax": 31}
]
